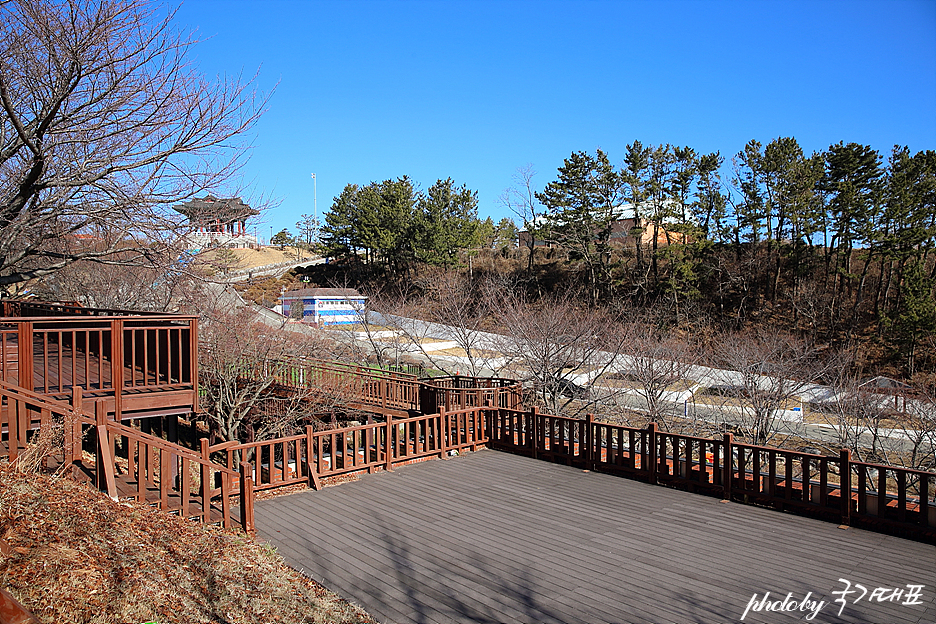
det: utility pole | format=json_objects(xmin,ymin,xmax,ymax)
[{"xmin": 311, "ymin": 172, "xmax": 318, "ymax": 243}]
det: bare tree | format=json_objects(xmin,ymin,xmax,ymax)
[
  {"xmin": 816, "ymin": 362, "xmax": 898, "ymax": 463},
  {"xmin": 499, "ymin": 164, "xmax": 546, "ymax": 275},
  {"xmin": 334, "ymin": 281, "xmax": 418, "ymax": 370},
  {"xmin": 405, "ymin": 272, "xmax": 506, "ymax": 377},
  {"xmin": 38, "ymin": 246, "xmax": 194, "ymax": 311},
  {"xmin": 0, "ymin": 0, "xmax": 267, "ymax": 290},
  {"xmin": 617, "ymin": 321, "xmax": 698, "ymax": 431},
  {"xmin": 819, "ymin": 359, "xmax": 936, "ymax": 471},
  {"xmin": 709, "ymin": 329, "xmax": 821, "ymax": 445},
  {"xmin": 354, "ymin": 275, "xmax": 504, "ymax": 378},
  {"xmin": 196, "ymin": 302, "xmax": 349, "ymax": 444},
  {"xmin": 902, "ymin": 389, "xmax": 936, "ymax": 473},
  {"xmin": 493, "ymin": 289, "xmax": 626, "ymax": 416}
]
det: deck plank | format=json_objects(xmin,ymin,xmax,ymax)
[{"xmin": 255, "ymin": 450, "xmax": 934, "ymax": 624}]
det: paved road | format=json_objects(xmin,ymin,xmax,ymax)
[
  {"xmin": 226, "ymin": 298, "xmax": 935, "ymax": 458},
  {"xmin": 363, "ymin": 312, "xmax": 934, "ymax": 457}
]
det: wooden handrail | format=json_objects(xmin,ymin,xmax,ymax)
[
  {"xmin": 0, "ymin": 588, "xmax": 39, "ymax": 624},
  {"xmin": 107, "ymin": 421, "xmax": 236, "ymax": 476}
]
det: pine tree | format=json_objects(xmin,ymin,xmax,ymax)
[{"xmin": 537, "ymin": 150, "xmax": 621, "ymax": 304}]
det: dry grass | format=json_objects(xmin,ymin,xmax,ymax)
[
  {"xmin": 0, "ymin": 462, "xmax": 378, "ymax": 624},
  {"xmin": 202, "ymin": 246, "xmax": 314, "ymax": 270}
]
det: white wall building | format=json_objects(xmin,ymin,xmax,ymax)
[{"xmin": 279, "ymin": 288, "xmax": 367, "ymax": 325}]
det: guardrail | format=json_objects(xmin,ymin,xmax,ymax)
[
  {"xmin": 1, "ymin": 381, "xmax": 248, "ymax": 532},
  {"xmin": 1, "ymin": 309, "xmax": 198, "ymax": 419},
  {"xmin": 207, "ymin": 405, "xmax": 488, "ymax": 492},
  {"xmin": 256, "ymin": 357, "xmax": 422, "ymax": 414},
  {"xmin": 2, "ymin": 301, "xmax": 180, "ymax": 318},
  {"xmin": 243, "ymin": 357, "xmax": 523, "ymax": 416},
  {"xmin": 486, "ymin": 407, "xmax": 935, "ymax": 542},
  {"xmin": 7, "ymin": 348, "xmax": 932, "ymax": 543}
]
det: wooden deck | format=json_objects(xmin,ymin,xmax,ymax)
[
  {"xmin": 255, "ymin": 450, "xmax": 934, "ymax": 624},
  {"xmin": 1, "ymin": 326, "xmax": 197, "ymax": 420}
]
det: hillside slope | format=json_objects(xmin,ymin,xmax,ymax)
[{"xmin": 0, "ymin": 463, "xmax": 377, "ymax": 624}]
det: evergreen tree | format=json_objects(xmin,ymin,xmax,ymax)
[
  {"xmin": 658, "ymin": 146, "xmax": 701, "ymax": 322},
  {"xmin": 372, "ymin": 177, "xmax": 419, "ymax": 273},
  {"xmin": 693, "ymin": 151, "xmax": 728, "ymax": 241},
  {"xmin": 493, "ymin": 218, "xmax": 519, "ymax": 249},
  {"xmin": 820, "ymin": 142, "xmax": 883, "ymax": 326},
  {"xmin": 622, "ymin": 140, "xmax": 652, "ymax": 289},
  {"xmin": 537, "ymin": 149, "xmax": 621, "ymax": 304},
  {"xmin": 321, "ymin": 184, "xmax": 361, "ymax": 258},
  {"xmin": 271, "ymin": 229, "xmax": 293, "ymax": 251},
  {"xmin": 476, "ymin": 217, "xmax": 497, "ymax": 248},
  {"xmin": 891, "ymin": 259, "xmax": 936, "ymax": 376},
  {"xmin": 415, "ymin": 178, "xmax": 479, "ymax": 269}
]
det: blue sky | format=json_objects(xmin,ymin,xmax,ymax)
[{"xmin": 175, "ymin": 0, "xmax": 936, "ymax": 242}]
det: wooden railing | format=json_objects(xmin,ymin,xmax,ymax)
[
  {"xmin": 418, "ymin": 375, "xmax": 522, "ymax": 413},
  {"xmin": 208, "ymin": 405, "xmax": 488, "ymax": 492},
  {"xmin": 486, "ymin": 407, "xmax": 936, "ymax": 542},
  {"xmin": 6, "ymin": 321, "xmax": 933, "ymax": 543},
  {"xmin": 1, "ymin": 309, "xmax": 198, "ymax": 418},
  {"xmin": 243, "ymin": 357, "xmax": 523, "ymax": 416},
  {"xmin": 0, "ymin": 380, "xmax": 248, "ymax": 532},
  {"xmin": 2, "ymin": 301, "xmax": 181, "ymax": 318},
  {"xmin": 0, "ymin": 380, "xmax": 57, "ymax": 463},
  {"xmin": 251, "ymin": 357, "xmax": 422, "ymax": 414}
]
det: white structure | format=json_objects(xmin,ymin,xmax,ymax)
[{"xmin": 279, "ymin": 288, "xmax": 367, "ymax": 326}]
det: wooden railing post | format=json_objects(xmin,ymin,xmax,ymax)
[
  {"xmin": 17, "ymin": 399, "xmax": 29, "ymax": 457},
  {"xmin": 62, "ymin": 404, "xmax": 73, "ymax": 469},
  {"xmin": 71, "ymin": 385, "xmax": 83, "ymax": 413},
  {"xmin": 921, "ymin": 473, "xmax": 932, "ymax": 529},
  {"xmin": 840, "ymin": 448, "xmax": 852, "ymax": 527},
  {"xmin": 385, "ymin": 415, "xmax": 394, "ymax": 472},
  {"xmin": 480, "ymin": 399, "xmax": 492, "ymax": 448},
  {"xmin": 95, "ymin": 402, "xmax": 117, "ymax": 499},
  {"xmin": 7, "ymin": 397, "xmax": 19, "ymax": 462},
  {"xmin": 648, "ymin": 422, "xmax": 658, "ymax": 485},
  {"xmin": 199, "ymin": 438, "xmax": 211, "ymax": 523},
  {"xmin": 16, "ymin": 321, "xmax": 33, "ymax": 391},
  {"xmin": 221, "ymin": 471, "xmax": 232, "ymax": 529},
  {"xmin": 306, "ymin": 424, "xmax": 321, "ymax": 490},
  {"xmin": 110, "ymin": 319, "xmax": 124, "ymax": 419},
  {"xmin": 190, "ymin": 318, "xmax": 199, "ymax": 412},
  {"xmin": 68, "ymin": 387, "xmax": 85, "ymax": 464},
  {"xmin": 240, "ymin": 462, "xmax": 255, "ymax": 535},
  {"xmin": 722, "ymin": 432, "xmax": 733, "ymax": 501},
  {"xmin": 530, "ymin": 406, "xmax": 539, "ymax": 459},
  {"xmin": 439, "ymin": 406, "xmax": 448, "ymax": 458},
  {"xmin": 584, "ymin": 414, "xmax": 594, "ymax": 470}
]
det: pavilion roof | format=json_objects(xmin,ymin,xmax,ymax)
[{"xmin": 173, "ymin": 196, "xmax": 259, "ymax": 223}]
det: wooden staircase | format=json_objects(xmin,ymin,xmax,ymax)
[{"xmin": 1, "ymin": 379, "xmax": 253, "ymax": 533}]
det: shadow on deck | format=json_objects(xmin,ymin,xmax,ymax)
[{"xmin": 256, "ymin": 449, "xmax": 935, "ymax": 624}]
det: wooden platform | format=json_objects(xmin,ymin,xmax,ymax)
[
  {"xmin": 255, "ymin": 449, "xmax": 934, "ymax": 624},
  {"xmin": 2, "ymin": 334, "xmax": 195, "ymax": 419}
]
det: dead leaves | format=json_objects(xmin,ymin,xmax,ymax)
[{"xmin": 0, "ymin": 467, "xmax": 379, "ymax": 624}]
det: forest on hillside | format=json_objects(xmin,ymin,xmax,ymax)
[{"xmin": 304, "ymin": 138, "xmax": 935, "ymax": 383}]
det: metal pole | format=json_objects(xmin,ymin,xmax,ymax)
[{"xmin": 311, "ymin": 172, "xmax": 318, "ymax": 243}]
